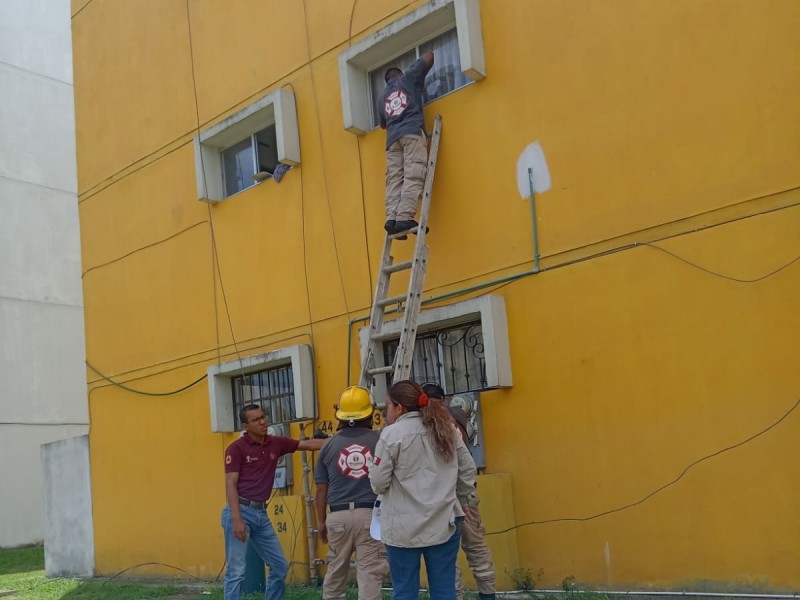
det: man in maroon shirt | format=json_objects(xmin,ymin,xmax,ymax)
[{"xmin": 222, "ymin": 403, "xmax": 325, "ymax": 600}]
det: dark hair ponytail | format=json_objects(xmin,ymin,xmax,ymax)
[{"xmin": 388, "ymin": 380, "xmax": 456, "ymax": 462}]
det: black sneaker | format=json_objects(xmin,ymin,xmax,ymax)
[
  {"xmin": 394, "ymin": 220, "xmax": 430, "ymax": 235},
  {"xmin": 385, "ymin": 219, "xmax": 408, "ymax": 240}
]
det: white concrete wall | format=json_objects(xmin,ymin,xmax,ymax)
[
  {"xmin": 41, "ymin": 435, "xmax": 94, "ymax": 576},
  {"xmin": 0, "ymin": 0, "xmax": 89, "ymax": 548}
]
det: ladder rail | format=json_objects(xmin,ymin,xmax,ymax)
[
  {"xmin": 358, "ymin": 244, "xmax": 394, "ymax": 388},
  {"xmin": 391, "ymin": 115, "xmax": 442, "ymax": 382},
  {"xmin": 391, "ymin": 245, "xmax": 428, "ymax": 382}
]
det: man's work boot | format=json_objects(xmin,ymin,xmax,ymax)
[
  {"xmin": 394, "ymin": 220, "xmax": 430, "ymax": 235},
  {"xmin": 478, "ymin": 594, "xmax": 496, "ymax": 600},
  {"xmin": 385, "ymin": 219, "xmax": 408, "ymax": 240}
]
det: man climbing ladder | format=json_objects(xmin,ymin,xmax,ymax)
[
  {"xmin": 360, "ymin": 52, "xmax": 442, "ymax": 390},
  {"xmin": 380, "ymin": 51, "xmax": 434, "ymax": 237},
  {"xmin": 359, "ymin": 112, "xmax": 442, "ymax": 389}
]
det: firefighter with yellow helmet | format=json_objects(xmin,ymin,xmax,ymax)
[{"xmin": 314, "ymin": 386, "xmax": 387, "ymax": 600}]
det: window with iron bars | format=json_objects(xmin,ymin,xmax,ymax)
[
  {"xmin": 231, "ymin": 364, "xmax": 295, "ymax": 429},
  {"xmin": 382, "ymin": 320, "xmax": 486, "ymax": 394}
]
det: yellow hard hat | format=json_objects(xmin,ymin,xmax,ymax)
[{"xmin": 335, "ymin": 386, "xmax": 374, "ymax": 422}]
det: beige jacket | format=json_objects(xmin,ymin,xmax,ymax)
[{"xmin": 369, "ymin": 412, "xmax": 477, "ymax": 548}]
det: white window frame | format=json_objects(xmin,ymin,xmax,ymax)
[
  {"xmin": 194, "ymin": 88, "xmax": 300, "ymax": 203},
  {"xmin": 207, "ymin": 344, "xmax": 316, "ymax": 432},
  {"xmin": 359, "ymin": 295, "xmax": 512, "ymax": 406},
  {"xmin": 339, "ymin": 0, "xmax": 486, "ymax": 134}
]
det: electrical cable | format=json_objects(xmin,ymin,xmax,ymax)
[
  {"xmin": 185, "ymin": 0, "xmax": 248, "ymax": 383},
  {"xmin": 348, "ymin": 0, "xmax": 359, "ymax": 42},
  {"xmin": 486, "ymin": 396, "xmax": 800, "ymax": 535},
  {"xmin": 300, "ymin": 0, "xmax": 352, "ymax": 316},
  {"xmin": 77, "ymin": 138, "xmax": 196, "ymax": 206},
  {"xmin": 281, "ymin": 82, "xmax": 316, "ymax": 335},
  {"xmin": 71, "ymin": 0, "xmax": 97, "ymax": 21},
  {"xmin": 81, "ymin": 220, "xmax": 209, "ymax": 278},
  {"xmin": 79, "ymin": 0, "xmax": 423, "ymax": 207},
  {"xmin": 101, "ymin": 561, "xmax": 214, "ymax": 585},
  {"xmin": 86, "ymin": 361, "xmax": 207, "ymax": 397},
  {"xmin": 638, "ymin": 242, "xmax": 800, "ymax": 284}
]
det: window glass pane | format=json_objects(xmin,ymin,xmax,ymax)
[
  {"xmin": 242, "ymin": 374, "xmax": 252, "ymax": 402},
  {"xmin": 231, "ymin": 364, "xmax": 297, "ymax": 429},
  {"xmin": 221, "ymin": 137, "xmax": 256, "ymax": 197},
  {"xmin": 419, "ymin": 28, "xmax": 471, "ymax": 104},
  {"xmin": 369, "ymin": 49, "xmax": 417, "ymax": 128},
  {"xmin": 255, "ymin": 125, "xmax": 279, "ymax": 178}
]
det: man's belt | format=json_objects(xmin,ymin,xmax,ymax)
[
  {"xmin": 329, "ymin": 501, "xmax": 374, "ymax": 513},
  {"xmin": 239, "ymin": 496, "xmax": 266, "ymax": 509}
]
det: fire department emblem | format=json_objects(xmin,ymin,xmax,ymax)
[
  {"xmin": 384, "ymin": 90, "xmax": 408, "ymax": 118},
  {"xmin": 337, "ymin": 443, "xmax": 372, "ymax": 480}
]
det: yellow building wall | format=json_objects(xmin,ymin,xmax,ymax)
[{"xmin": 73, "ymin": 0, "xmax": 800, "ymax": 591}]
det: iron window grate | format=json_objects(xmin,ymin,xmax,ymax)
[
  {"xmin": 382, "ymin": 320, "xmax": 487, "ymax": 395},
  {"xmin": 231, "ymin": 364, "xmax": 295, "ymax": 429}
]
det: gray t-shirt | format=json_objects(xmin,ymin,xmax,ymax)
[
  {"xmin": 380, "ymin": 57, "xmax": 433, "ymax": 148},
  {"xmin": 314, "ymin": 427, "xmax": 380, "ymax": 506}
]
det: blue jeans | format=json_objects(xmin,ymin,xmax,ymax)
[
  {"xmin": 221, "ymin": 505, "xmax": 288, "ymax": 600},
  {"xmin": 385, "ymin": 518, "xmax": 462, "ymax": 600}
]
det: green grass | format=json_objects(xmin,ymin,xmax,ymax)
[
  {"xmin": 0, "ymin": 546, "xmax": 632, "ymax": 600},
  {"xmin": 0, "ymin": 545, "xmax": 335, "ymax": 600},
  {"xmin": 0, "ymin": 546, "xmax": 179, "ymax": 600}
]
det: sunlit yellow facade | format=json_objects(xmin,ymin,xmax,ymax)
[{"xmin": 73, "ymin": 0, "xmax": 800, "ymax": 591}]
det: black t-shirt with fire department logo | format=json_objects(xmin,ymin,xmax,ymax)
[
  {"xmin": 314, "ymin": 427, "xmax": 380, "ymax": 506},
  {"xmin": 379, "ymin": 57, "xmax": 433, "ymax": 149}
]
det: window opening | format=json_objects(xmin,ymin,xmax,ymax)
[
  {"xmin": 220, "ymin": 125, "xmax": 279, "ymax": 198},
  {"xmin": 231, "ymin": 364, "xmax": 295, "ymax": 429},
  {"xmin": 368, "ymin": 28, "xmax": 472, "ymax": 128},
  {"xmin": 382, "ymin": 320, "xmax": 486, "ymax": 395}
]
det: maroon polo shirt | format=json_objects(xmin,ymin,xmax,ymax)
[{"xmin": 224, "ymin": 434, "xmax": 299, "ymax": 502}]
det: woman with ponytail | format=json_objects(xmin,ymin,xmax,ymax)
[{"xmin": 369, "ymin": 380, "xmax": 477, "ymax": 600}]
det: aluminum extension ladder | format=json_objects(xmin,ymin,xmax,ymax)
[{"xmin": 359, "ymin": 114, "xmax": 443, "ymax": 390}]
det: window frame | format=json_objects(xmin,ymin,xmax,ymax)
[
  {"xmin": 359, "ymin": 295, "xmax": 512, "ymax": 407},
  {"xmin": 338, "ymin": 0, "xmax": 486, "ymax": 134},
  {"xmin": 194, "ymin": 88, "xmax": 300, "ymax": 203},
  {"xmin": 207, "ymin": 344, "xmax": 316, "ymax": 432}
]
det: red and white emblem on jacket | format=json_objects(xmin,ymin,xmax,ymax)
[
  {"xmin": 384, "ymin": 90, "xmax": 408, "ymax": 118},
  {"xmin": 337, "ymin": 443, "xmax": 372, "ymax": 480}
]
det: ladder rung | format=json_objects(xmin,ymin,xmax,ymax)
[
  {"xmin": 377, "ymin": 294, "xmax": 406, "ymax": 308},
  {"xmin": 383, "ymin": 260, "xmax": 413, "ymax": 274},
  {"xmin": 367, "ymin": 366, "xmax": 394, "ymax": 375},
  {"xmin": 389, "ymin": 227, "xmax": 418, "ymax": 239}
]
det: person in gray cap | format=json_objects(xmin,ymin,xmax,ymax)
[{"xmin": 422, "ymin": 383, "xmax": 496, "ymax": 600}]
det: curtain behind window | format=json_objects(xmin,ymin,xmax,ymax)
[{"xmin": 420, "ymin": 28, "xmax": 471, "ymax": 103}]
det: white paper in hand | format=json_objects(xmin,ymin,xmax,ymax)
[{"xmin": 370, "ymin": 495, "xmax": 383, "ymax": 541}]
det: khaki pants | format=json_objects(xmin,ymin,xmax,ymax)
[
  {"xmin": 385, "ymin": 132, "xmax": 428, "ymax": 221},
  {"xmin": 323, "ymin": 507, "xmax": 387, "ymax": 600},
  {"xmin": 455, "ymin": 495, "xmax": 496, "ymax": 599}
]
